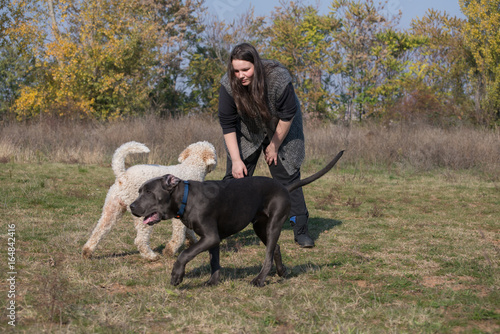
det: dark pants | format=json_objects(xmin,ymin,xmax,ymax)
[{"xmin": 223, "ymin": 147, "xmax": 308, "ymax": 218}]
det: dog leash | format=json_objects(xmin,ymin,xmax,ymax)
[{"xmin": 176, "ymin": 181, "xmax": 190, "ymax": 219}]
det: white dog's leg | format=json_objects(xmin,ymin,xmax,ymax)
[
  {"xmin": 82, "ymin": 195, "xmax": 126, "ymax": 258},
  {"xmin": 186, "ymin": 228, "xmax": 198, "ymax": 246},
  {"xmin": 134, "ymin": 217, "xmax": 160, "ymax": 261},
  {"xmin": 163, "ymin": 218, "xmax": 192, "ymax": 256}
]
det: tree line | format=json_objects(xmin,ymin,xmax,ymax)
[{"xmin": 0, "ymin": 0, "xmax": 498, "ymax": 125}]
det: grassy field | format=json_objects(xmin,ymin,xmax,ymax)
[
  {"xmin": 0, "ymin": 117, "xmax": 499, "ymax": 332},
  {"xmin": 1, "ymin": 156, "xmax": 499, "ymax": 333}
]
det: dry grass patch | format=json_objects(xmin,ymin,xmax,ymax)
[{"xmin": 1, "ymin": 116, "xmax": 499, "ymax": 176}]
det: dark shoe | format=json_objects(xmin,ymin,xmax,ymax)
[
  {"xmin": 295, "ymin": 233, "xmax": 315, "ymax": 248},
  {"xmin": 290, "ymin": 215, "xmax": 315, "ymax": 248}
]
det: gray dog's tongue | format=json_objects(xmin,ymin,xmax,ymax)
[{"xmin": 143, "ymin": 212, "xmax": 160, "ymax": 224}]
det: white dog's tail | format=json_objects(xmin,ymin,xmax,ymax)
[{"xmin": 111, "ymin": 141, "xmax": 150, "ymax": 177}]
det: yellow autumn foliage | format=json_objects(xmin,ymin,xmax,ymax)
[
  {"xmin": 459, "ymin": 0, "xmax": 500, "ymax": 119},
  {"xmin": 8, "ymin": 0, "xmax": 199, "ymax": 120}
]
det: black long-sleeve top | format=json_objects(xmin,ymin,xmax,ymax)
[{"xmin": 218, "ymin": 82, "xmax": 298, "ymax": 135}]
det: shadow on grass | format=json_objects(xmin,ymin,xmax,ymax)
[
  {"xmin": 182, "ymin": 260, "xmax": 346, "ymax": 288},
  {"xmin": 309, "ymin": 217, "xmax": 343, "ymax": 241},
  {"xmin": 221, "ymin": 217, "xmax": 343, "ymax": 248},
  {"xmin": 91, "ymin": 250, "xmax": 140, "ymax": 259},
  {"xmin": 282, "ymin": 217, "xmax": 343, "ymax": 241}
]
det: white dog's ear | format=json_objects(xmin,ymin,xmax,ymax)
[
  {"xmin": 178, "ymin": 147, "xmax": 190, "ymax": 163},
  {"xmin": 204, "ymin": 154, "xmax": 217, "ymax": 172},
  {"xmin": 162, "ymin": 174, "xmax": 180, "ymax": 191}
]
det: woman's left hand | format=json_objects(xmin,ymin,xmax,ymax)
[
  {"xmin": 265, "ymin": 118, "xmax": 292, "ymax": 166},
  {"xmin": 264, "ymin": 143, "xmax": 278, "ymax": 166}
]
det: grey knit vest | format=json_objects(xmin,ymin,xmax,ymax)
[{"xmin": 220, "ymin": 59, "xmax": 305, "ymax": 175}]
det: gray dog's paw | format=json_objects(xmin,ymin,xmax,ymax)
[
  {"xmin": 250, "ymin": 277, "xmax": 265, "ymax": 287},
  {"xmin": 277, "ymin": 266, "xmax": 287, "ymax": 278},
  {"xmin": 170, "ymin": 275, "xmax": 183, "ymax": 286},
  {"xmin": 204, "ymin": 271, "xmax": 220, "ymax": 286},
  {"xmin": 170, "ymin": 266, "xmax": 185, "ymax": 286}
]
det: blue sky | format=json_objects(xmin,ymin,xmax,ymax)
[{"xmin": 206, "ymin": 0, "xmax": 465, "ymax": 28}]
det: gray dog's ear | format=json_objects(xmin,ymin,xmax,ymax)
[{"xmin": 162, "ymin": 174, "xmax": 180, "ymax": 191}]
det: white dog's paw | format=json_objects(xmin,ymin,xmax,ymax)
[{"xmin": 141, "ymin": 250, "xmax": 161, "ymax": 262}]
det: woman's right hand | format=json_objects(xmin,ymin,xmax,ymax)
[
  {"xmin": 231, "ymin": 159, "xmax": 247, "ymax": 179},
  {"xmin": 224, "ymin": 132, "xmax": 247, "ymax": 179}
]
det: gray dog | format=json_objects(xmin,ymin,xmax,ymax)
[{"xmin": 130, "ymin": 150, "xmax": 344, "ymax": 287}]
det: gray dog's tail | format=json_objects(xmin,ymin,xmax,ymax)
[{"xmin": 287, "ymin": 150, "xmax": 344, "ymax": 193}]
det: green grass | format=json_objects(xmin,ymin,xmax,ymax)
[{"xmin": 0, "ymin": 161, "xmax": 499, "ymax": 333}]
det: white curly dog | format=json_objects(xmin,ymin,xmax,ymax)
[{"xmin": 82, "ymin": 141, "xmax": 217, "ymax": 261}]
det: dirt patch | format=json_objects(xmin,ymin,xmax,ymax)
[
  {"xmin": 421, "ymin": 275, "xmax": 477, "ymax": 292},
  {"xmin": 356, "ymin": 280, "xmax": 369, "ymax": 288},
  {"xmin": 100, "ymin": 283, "xmax": 137, "ymax": 295},
  {"xmin": 451, "ymin": 320, "xmax": 500, "ymax": 334}
]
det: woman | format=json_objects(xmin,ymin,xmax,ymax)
[{"xmin": 218, "ymin": 42, "xmax": 314, "ymax": 248}]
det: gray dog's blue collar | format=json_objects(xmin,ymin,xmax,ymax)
[{"xmin": 175, "ymin": 181, "xmax": 189, "ymax": 219}]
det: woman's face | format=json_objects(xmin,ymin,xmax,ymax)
[{"xmin": 232, "ymin": 59, "xmax": 254, "ymax": 86}]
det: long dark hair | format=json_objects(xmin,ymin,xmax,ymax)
[{"xmin": 228, "ymin": 43, "xmax": 271, "ymax": 121}]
